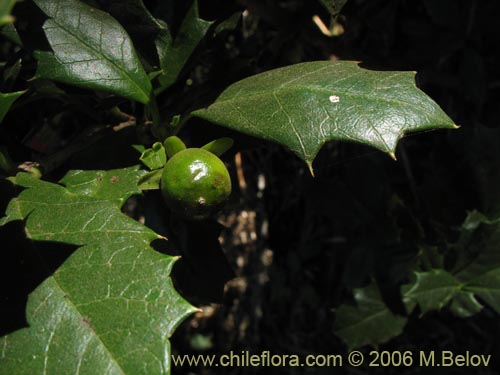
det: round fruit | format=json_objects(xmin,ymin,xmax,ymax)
[{"xmin": 161, "ymin": 148, "xmax": 231, "ymax": 220}]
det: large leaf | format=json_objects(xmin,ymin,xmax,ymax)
[
  {"xmin": 193, "ymin": 61, "xmax": 456, "ymax": 168},
  {"xmin": 33, "ymin": 0, "xmax": 152, "ymax": 104},
  {"xmin": 0, "ymin": 168, "xmax": 196, "ymax": 375},
  {"xmin": 334, "ymin": 283, "xmax": 407, "ymax": 350},
  {"xmin": 0, "ymin": 90, "xmax": 24, "ymax": 123},
  {"xmin": 155, "ymin": 0, "xmax": 212, "ymax": 91}
]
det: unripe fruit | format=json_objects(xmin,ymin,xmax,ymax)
[{"xmin": 160, "ymin": 148, "xmax": 231, "ymax": 220}]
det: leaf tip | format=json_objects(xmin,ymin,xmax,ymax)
[{"xmin": 306, "ymin": 161, "xmax": 315, "ymax": 177}]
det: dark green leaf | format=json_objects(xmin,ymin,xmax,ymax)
[
  {"xmin": 155, "ymin": 0, "xmax": 212, "ymax": 90},
  {"xmin": 455, "ymin": 215, "xmax": 500, "ymax": 314},
  {"xmin": 213, "ymin": 12, "xmax": 241, "ymax": 37},
  {"xmin": 463, "ymin": 269, "xmax": 500, "ymax": 314},
  {"xmin": 334, "ymin": 283, "xmax": 407, "ymax": 350},
  {"xmin": 33, "ymin": 0, "xmax": 152, "ymax": 103},
  {"xmin": 449, "ymin": 291, "xmax": 483, "ymax": 318},
  {"xmin": 193, "ymin": 61, "xmax": 456, "ymax": 168},
  {"xmin": 403, "ymin": 270, "xmax": 461, "ymax": 314},
  {"xmin": 0, "ymin": 23, "xmax": 22, "ymax": 45},
  {"xmin": 0, "ymin": 168, "xmax": 196, "ymax": 375},
  {"xmin": 319, "ymin": 0, "xmax": 349, "ymax": 17},
  {"xmin": 0, "ymin": 90, "xmax": 25, "ymax": 123}
]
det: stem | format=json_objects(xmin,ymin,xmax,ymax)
[{"xmin": 148, "ymin": 93, "xmax": 164, "ymax": 140}]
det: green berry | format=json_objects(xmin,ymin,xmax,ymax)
[{"xmin": 161, "ymin": 148, "xmax": 231, "ymax": 220}]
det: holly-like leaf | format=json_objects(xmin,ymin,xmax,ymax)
[
  {"xmin": 155, "ymin": 0, "xmax": 213, "ymax": 91},
  {"xmin": 33, "ymin": 0, "xmax": 152, "ymax": 104},
  {"xmin": 193, "ymin": 61, "xmax": 456, "ymax": 168},
  {"xmin": 0, "ymin": 168, "xmax": 196, "ymax": 375},
  {"xmin": 0, "ymin": 90, "xmax": 25, "ymax": 123},
  {"xmin": 463, "ymin": 270, "xmax": 500, "ymax": 314},
  {"xmin": 334, "ymin": 283, "xmax": 407, "ymax": 350},
  {"xmin": 403, "ymin": 270, "xmax": 461, "ymax": 314}
]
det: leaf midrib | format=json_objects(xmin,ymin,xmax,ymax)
[
  {"xmin": 43, "ymin": 13, "xmax": 149, "ymax": 102},
  {"xmin": 205, "ymin": 86, "xmax": 435, "ymax": 119},
  {"xmin": 46, "ymin": 276, "xmax": 127, "ymax": 375}
]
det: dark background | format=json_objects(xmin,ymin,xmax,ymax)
[{"xmin": 1, "ymin": 0, "xmax": 500, "ymax": 374}]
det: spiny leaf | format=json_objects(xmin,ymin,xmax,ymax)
[
  {"xmin": 33, "ymin": 0, "xmax": 152, "ymax": 104},
  {"xmin": 193, "ymin": 61, "xmax": 456, "ymax": 167},
  {"xmin": 403, "ymin": 270, "xmax": 461, "ymax": 314},
  {"xmin": 0, "ymin": 168, "xmax": 196, "ymax": 375},
  {"xmin": 334, "ymin": 283, "xmax": 407, "ymax": 350}
]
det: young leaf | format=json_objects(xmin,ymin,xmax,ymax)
[
  {"xmin": 33, "ymin": 0, "xmax": 152, "ymax": 104},
  {"xmin": 0, "ymin": 90, "xmax": 25, "ymax": 123},
  {"xmin": 193, "ymin": 61, "xmax": 456, "ymax": 167},
  {"xmin": 155, "ymin": 0, "xmax": 213, "ymax": 91},
  {"xmin": 334, "ymin": 283, "xmax": 407, "ymax": 350},
  {"xmin": 140, "ymin": 142, "xmax": 167, "ymax": 170},
  {"xmin": 201, "ymin": 137, "xmax": 233, "ymax": 156},
  {"xmin": 163, "ymin": 136, "xmax": 186, "ymax": 158},
  {"xmin": 0, "ymin": 168, "xmax": 196, "ymax": 375}
]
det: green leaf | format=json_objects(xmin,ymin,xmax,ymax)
[
  {"xmin": 334, "ymin": 283, "xmax": 407, "ymax": 350},
  {"xmin": 59, "ymin": 168, "xmax": 146, "ymax": 203},
  {"xmin": 155, "ymin": 0, "xmax": 213, "ymax": 91},
  {"xmin": 140, "ymin": 142, "xmax": 167, "ymax": 170},
  {"xmin": 403, "ymin": 270, "xmax": 461, "ymax": 314},
  {"xmin": 33, "ymin": 0, "xmax": 152, "ymax": 104},
  {"xmin": 0, "ymin": 90, "xmax": 25, "ymax": 123},
  {"xmin": 138, "ymin": 169, "xmax": 162, "ymax": 190},
  {"xmin": 463, "ymin": 269, "xmax": 500, "ymax": 314},
  {"xmin": 193, "ymin": 61, "xmax": 456, "ymax": 168},
  {"xmin": 0, "ymin": 168, "xmax": 196, "ymax": 375},
  {"xmin": 213, "ymin": 12, "xmax": 241, "ymax": 37},
  {"xmin": 455, "ymin": 215, "xmax": 500, "ymax": 314},
  {"xmin": 449, "ymin": 291, "xmax": 483, "ymax": 318},
  {"xmin": 0, "ymin": 0, "xmax": 16, "ymax": 25},
  {"xmin": 0, "ymin": 145, "xmax": 15, "ymax": 173},
  {"xmin": 201, "ymin": 137, "xmax": 233, "ymax": 156},
  {"xmin": 0, "ymin": 23, "xmax": 22, "ymax": 45},
  {"xmin": 97, "ymin": 0, "xmax": 164, "ymax": 34}
]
